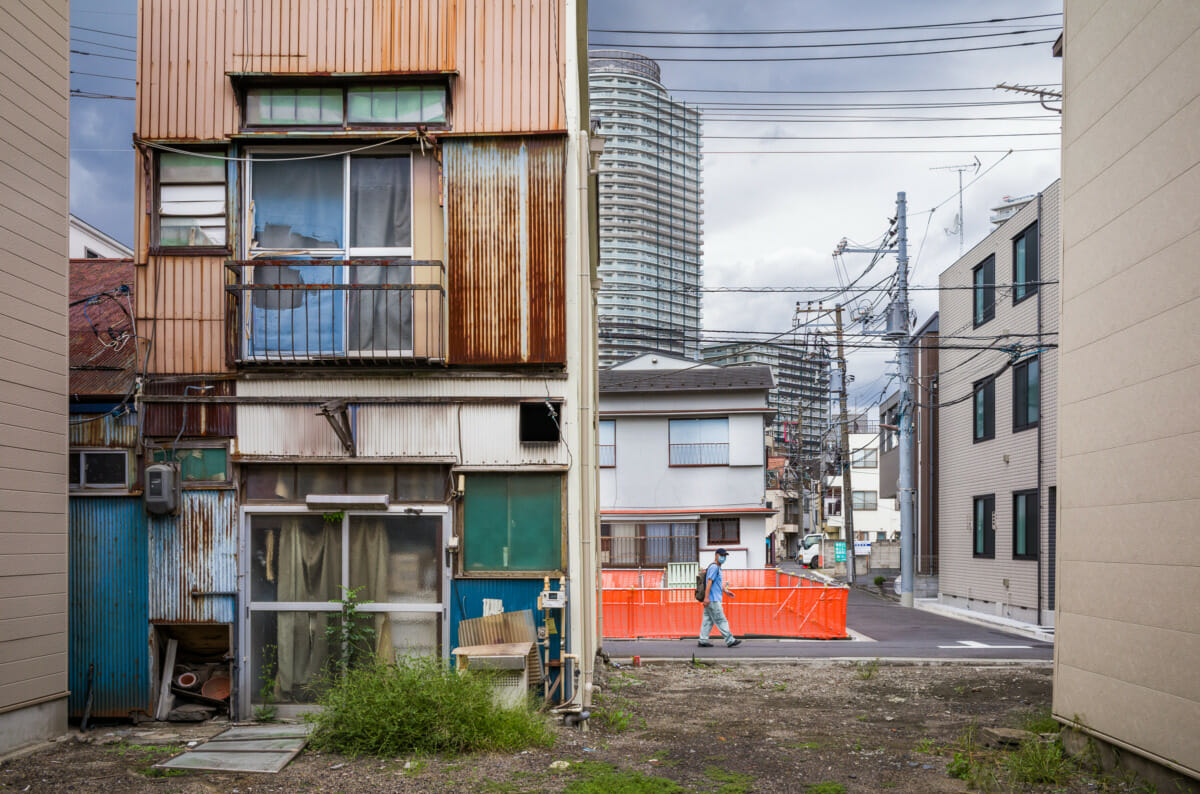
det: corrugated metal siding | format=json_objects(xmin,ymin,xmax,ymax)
[
  {"xmin": 445, "ymin": 137, "xmax": 566, "ymax": 365},
  {"xmin": 236, "ymin": 405, "xmax": 349, "ymax": 457},
  {"xmin": 134, "ymin": 256, "xmax": 229, "ymax": 374},
  {"xmin": 143, "ymin": 379, "xmax": 236, "ymax": 437},
  {"xmin": 449, "ymin": 578, "xmax": 545, "ymax": 648},
  {"xmin": 68, "ymin": 497, "xmax": 152, "ymax": 718},
  {"xmin": 69, "ymin": 411, "xmax": 138, "ymax": 449},
  {"xmin": 148, "ymin": 490, "xmax": 237, "ymax": 623},
  {"xmin": 237, "ymin": 377, "xmax": 566, "ymax": 398},
  {"xmin": 136, "ymin": 0, "xmax": 564, "ymax": 141}
]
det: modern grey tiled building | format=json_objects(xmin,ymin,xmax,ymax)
[{"xmin": 589, "ymin": 51, "xmax": 703, "ymax": 367}]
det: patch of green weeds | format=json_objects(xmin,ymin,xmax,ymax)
[
  {"xmin": 855, "ymin": 658, "xmax": 880, "ymax": 680},
  {"xmin": 564, "ymin": 761, "xmax": 683, "ymax": 794},
  {"xmin": 806, "ymin": 783, "xmax": 846, "ymax": 794},
  {"xmin": 914, "ymin": 737, "xmax": 938, "ymax": 754},
  {"xmin": 854, "ymin": 714, "xmax": 868, "ymax": 722},
  {"xmin": 704, "ymin": 765, "xmax": 754, "ymax": 794},
  {"xmin": 592, "ymin": 689, "xmax": 635, "ymax": 733},
  {"xmin": 1002, "ymin": 737, "xmax": 1074, "ymax": 786},
  {"xmin": 1019, "ymin": 706, "xmax": 1060, "ymax": 735},
  {"xmin": 307, "ymin": 656, "xmax": 553, "ymax": 756},
  {"xmin": 403, "ymin": 758, "xmax": 428, "ymax": 776}
]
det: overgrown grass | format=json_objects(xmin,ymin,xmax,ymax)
[
  {"xmin": 1003, "ymin": 737, "xmax": 1074, "ymax": 786},
  {"xmin": 306, "ymin": 656, "xmax": 553, "ymax": 757},
  {"xmin": 806, "ymin": 783, "xmax": 846, "ymax": 794},
  {"xmin": 854, "ymin": 658, "xmax": 880, "ymax": 680},
  {"xmin": 1019, "ymin": 706, "xmax": 1060, "ymax": 735},
  {"xmin": 704, "ymin": 765, "xmax": 754, "ymax": 794}
]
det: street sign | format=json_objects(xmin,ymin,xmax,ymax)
[{"xmin": 833, "ymin": 541, "xmax": 847, "ymax": 562}]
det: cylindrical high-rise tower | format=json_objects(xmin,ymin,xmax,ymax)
[{"xmin": 588, "ymin": 50, "xmax": 703, "ymax": 367}]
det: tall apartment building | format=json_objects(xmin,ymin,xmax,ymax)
[
  {"xmin": 89, "ymin": 0, "xmax": 599, "ymax": 724},
  {"xmin": 589, "ymin": 50, "xmax": 702, "ymax": 367},
  {"xmin": 937, "ymin": 179, "xmax": 1060, "ymax": 628},
  {"xmin": 0, "ymin": 0, "xmax": 69, "ymax": 754},
  {"xmin": 702, "ymin": 341, "xmax": 831, "ymax": 459}
]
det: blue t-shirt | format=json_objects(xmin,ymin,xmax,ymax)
[{"xmin": 705, "ymin": 563, "xmax": 724, "ymax": 603}]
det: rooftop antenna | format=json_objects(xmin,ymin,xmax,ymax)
[
  {"xmin": 930, "ymin": 156, "xmax": 980, "ymax": 256},
  {"xmin": 995, "ymin": 82, "xmax": 1062, "ymax": 114}
]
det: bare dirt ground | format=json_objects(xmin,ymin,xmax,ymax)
[{"xmin": 0, "ymin": 661, "xmax": 1153, "ymax": 793}]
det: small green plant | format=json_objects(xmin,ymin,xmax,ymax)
[
  {"xmin": 874, "ymin": 575, "xmax": 886, "ymax": 587},
  {"xmin": 325, "ymin": 585, "xmax": 377, "ymax": 673},
  {"xmin": 704, "ymin": 766, "xmax": 754, "ymax": 794},
  {"xmin": 254, "ymin": 643, "xmax": 279, "ymax": 722},
  {"xmin": 564, "ymin": 762, "xmax": 683, "ymax": 794},
  {"xmin": 1003, "ymin": 737, "xmax": 1074, "ymax": 786},
  {"xmin": 914, "ymin": 737, "xmax": 938, "ymax": 754},
  {"xmin": 1020, "ymin": 706, "xmax": 1060, "ymax": 735},
  {"xmin": 788, "ymin": 740, "xmax": 821, "ymax": 750},
  {"xmin": 322, "ymin": 510, "xmax": 345, "ymax": 524},
  {"xmin": 307, "ymin": 656, "xmax": 553, "ymax": 757},
  {"xmin": 806, "ymin": 782, "xmax": 846, "ymax": 794},
  {"xmin": 855, "ymin": 658, "xmax": 879, "ymax": 680}
]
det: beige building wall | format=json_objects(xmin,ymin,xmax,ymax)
[
  {"xmin": 1055, "ymin": 1, "xmax": 1200, "ymax": 779},
  {"xmin": 937, "ymin": 180, "xmax": 1060, "ymax": 626},
  {"xmin": 0, "ymin": 0, "xmax": 70, "ymax": 753}
]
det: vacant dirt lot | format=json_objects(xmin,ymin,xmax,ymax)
[{"xmin": 0, "ymin": 661, "xmax": 1151, "ymax": 793}]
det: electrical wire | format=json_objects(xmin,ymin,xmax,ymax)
[
  {"xmin": 589, "ymin": 13, "xmax": 1062, "ymax": 35},
  {"xmin": 590, "ymin": 26, "xmax": 1060, "ymax": 50},
  {"xmin": 71, "ymin": 37, "xmax": 137, "ymax": 52},
  {"xmin": 71, "ymin": 25, "xmax": 136, "ymax": 39},
  {"xmin": 140, "ymin": 134, "xmax": 423, "ymax": 162},
  {"xmin": 71, "ymin": 48, "xmax": 137, "ymax": 62},
  {"xmin": 593, "ymin": 39, "xmax": 1058, "ymax": 63},
  {"xmin": 71, "ymin": 70, "xmax": 136, "ymax": 81}
]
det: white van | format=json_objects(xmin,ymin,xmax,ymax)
[{"xmin": 797, "ymin": 533, "xmax": 824, "ymax": 568}]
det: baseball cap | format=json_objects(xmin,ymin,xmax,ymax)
[{"xmin": 716, "ymin": 548, "xmax": 728, "ymax": 555}]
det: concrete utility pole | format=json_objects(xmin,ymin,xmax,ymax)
[
  {"xmin": 894, "ymin": 192, "xmax": 915, "ymax": 608},
  {"xmin": 834, "ymin": 305, "xmax": 856, "ymax": 585}
]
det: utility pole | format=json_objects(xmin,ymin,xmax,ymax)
[
  {"xmin": 894, "ymin": 192, "xmax": 915, "ymax": 608},
  {"xmin": 833, "ymin": 305, "xmax": 856, "ymax": 585}
]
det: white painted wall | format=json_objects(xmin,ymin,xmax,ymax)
[
  {"xmin": 824, "ymin": 433, "xmax": 900, "ymax": 540},
  {"xmin": 69, "ymin": 215, "xmax": 132, "ymax": 259}
]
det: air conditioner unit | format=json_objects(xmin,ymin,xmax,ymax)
[{"xmin": 452, "ymin": 642, "xmax": 533, "ymax": 710}]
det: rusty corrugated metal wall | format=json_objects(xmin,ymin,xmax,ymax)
[
  {"xmin": 136, "ymin": 0, "xmax": 565, "ymax": 142},
  {"xmin": 68, "ymin": 411, "xmax": 138, "ymax": 449},
  {"xmin": 148, "ymin": 490, "xmax": 238, "ymax": 623},
  {"xmin": 445, "ymin": 137, "xmax": 565, "ymax": 365},
  {"xmin": 133, "ymin": 255, "xmax": 229, "ymax": 373}
]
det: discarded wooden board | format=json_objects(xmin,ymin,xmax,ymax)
[{"xmin": 155, "ymin": 723, "xmax": 314, "ymax": 774}]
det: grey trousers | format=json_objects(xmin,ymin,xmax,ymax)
[{"xmin": 700, "ymin": 601, "xmax": 736, "ymax": 645}]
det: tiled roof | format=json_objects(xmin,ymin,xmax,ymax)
[
  {"xmin": 600, "ymin": 364, "xmax": 774, "ymax": 393},
  {"xmin": 70, "ymin": 258, "xmax": 137, "ymax": 398}
]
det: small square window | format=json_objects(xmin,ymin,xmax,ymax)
[
  {"xmin": 520, "ymin": 402, "xmax": 562, "ymax": 443},
  {"xmin": 851, "ymin": 449, "xmax": 877, "ymax": 468},
  {"xmin": 71, "ymin": 450, "xmax": 128, "ymax": 489},
  {"xmin": 150, "ymin": 446, "xmax": 230, "ymax": 484},
  {"xmin": 707, "ymin": 518, "xmax": 740, "ymax": 545}
]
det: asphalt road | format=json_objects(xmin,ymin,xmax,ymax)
[{"xmin": 602, "ymin": 585, "xmax": 1054, "ymax": 661}]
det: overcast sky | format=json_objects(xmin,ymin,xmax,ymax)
[{"xmin": 68, "ymin": 1, "xmax": 1062, "ymax": 411}]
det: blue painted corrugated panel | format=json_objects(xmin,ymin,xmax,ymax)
[
  {"xmin": 449, "ymin": 579, "xmax": 546, "ymax": 649},
  {"xmin": 148, "ymin": 490, "xmax": 237, "ymax": 624},
  {"xmin": 69, "ymin": 496, "xmax": 151, "ymax": 719}
]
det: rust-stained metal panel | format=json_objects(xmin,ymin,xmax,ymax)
[
  {"xmin": 445, "ymin": 137, "xmax": 565, "ymax": 365},
  {"xmin": 69, "ymin": 410, "xmax": 138, "ymax": 449},
  {"xmin": 455, "ymin": 609, "xmax": 542, "ymax": 687},
  {"xmin": 134, "ymin": 256, "xmax": 230, "ymax": 374},
  {"xmin": 148, "ymin": 489, "xmax": 238, "ymax": 623},
  {"xmin": 144, "ymin": 379, "xmax": 236, "ymax": 437},
  {"xmin": 136, "ymin": 0, "xmax": 565, "ymax": 141}
]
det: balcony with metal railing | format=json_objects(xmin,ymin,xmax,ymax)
[{"xmin": 225, "ymin": 259, "xmax": 445, "ymax": 365}]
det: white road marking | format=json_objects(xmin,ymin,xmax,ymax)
[{"xmin": 937, "ymin": 640, "xmax": 1031, "ymax": 649}]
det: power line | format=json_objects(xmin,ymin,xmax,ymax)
[
  {"xmin": 593, "ymin": 39, "xmax": 1057, "ymax": 63},
  {"xmin": 590, "ymin": 26, "xmax": 1060, "ymax": 50},
  {"xmin": 71, "ymin": 91, "xmax": 134, "ymax": 100},
  {"xmin": 71, "ymin": 36, "xmax": 137, "ymax": 53},
  {"xmin": 71, "ymin": 49, "xmax": 137, "ymax": 62},
  {"xmin": 71, "ymin": 24, "xmax": 136, "ymax": 40},
  {"xmin": 71, "ymin": 70, "xmax": 136, "ymax": 81},
  {"xmin": 589, "ymin": 12, "xmax": 1062, "ymax": 35}
]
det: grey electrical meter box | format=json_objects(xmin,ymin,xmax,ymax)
[{"xmin": 145, "ymin": 463, "xmax": 179, "ymax": 515}]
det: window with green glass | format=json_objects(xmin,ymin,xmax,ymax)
[
  {"xmin": 462, "ymin": 473, "xmax": 562, "ymax": 572},
  {"xmin": 150, "ymin": 446, "xmax": 230, "ymax": 483},
  {"xmin": 347, "ymin": 85, "xmax": 446, "ymax": 124},
  {"xmin": 246, "ymin": 87, "xmax": 343, "ymax": 125}
]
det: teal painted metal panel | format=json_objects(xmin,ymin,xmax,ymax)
[
  {"xmin": 449, "ymin": 579, "xmax": 547, "ymax": 649},
  {"xmin": 462, "ymin": 473, "xmax": 562, "ymax": 572},
  {"xmin": 69, "ymin": 496, "xmax": 152, "ymax": 719},
  {"xmin": 148, "ymin": 490, "xmax": 237, "ymax": 623}
]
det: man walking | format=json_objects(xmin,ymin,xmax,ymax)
[{"xmin": 699, "ymin": 548, "xmax": 742, "ymax": 648}]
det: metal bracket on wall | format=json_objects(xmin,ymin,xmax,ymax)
[{"xmin": 318, "ymin": 399, "xmax": 356, "ymax": 457}]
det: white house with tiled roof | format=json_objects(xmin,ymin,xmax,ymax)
[{"xmin": 599, "ymin": 353, "xmax": 775, "ymax": 570}]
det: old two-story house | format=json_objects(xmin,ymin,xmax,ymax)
[
  {"xmin": 937, "ymin": 179, "xmax": 1059, "ymax": 628},
  {"xmin": 117, "ymin": 0, "xmax": 599, "ymax": 721},
  {"xmin": 598, "ymin": 354, "xmax": 775, "ymax": 571}
]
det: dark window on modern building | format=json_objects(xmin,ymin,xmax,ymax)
[
  {"xmin": 973, "ymin": 255, "xmax": 995, "ymax": 326},
  {"xmin": 973, "ymin": 377, "xmax": 995, "ymax": 442},
  {"xmin": 973, "ymin": 494, "xmax": 995, "ymax": 558},
  {"xmin": 1012, "ymin": 221, "xmax": 1039, "ymax": 304},
  {"xmin": 707, "ymin": 517, "xmax": 740, "ymax": 545},
  {"xmin": 520, "ymin": 402, "xmax": 562, "ymax": 443},
  {"xmin": 1013, "ymin": 489, "xmax": 1038, "ymax": 560},
  {"xmin": 1012, "ymin": 356, "xmax": 1040, "ymax": 431}
]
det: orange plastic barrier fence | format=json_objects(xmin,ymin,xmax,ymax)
[{"xmin": 601, "ymin": 569, "xmax": 848, "ymax": 640}]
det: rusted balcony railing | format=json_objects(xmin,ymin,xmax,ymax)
[{"xmin": 225, "ymin": 259, "xmax": 444, "ymax": 365}]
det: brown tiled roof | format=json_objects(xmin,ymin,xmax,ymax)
[
  {"xmin": 70, "ymin": 258, "xmax": 137, "ymax": 398},
  {"xmin": 600, "ymin": 364, "xmax": 774, "ymax": 393}
]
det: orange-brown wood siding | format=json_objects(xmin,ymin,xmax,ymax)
[
  {"xmin": 136, "ymin": 0, "xmax": 565, "ymax": 141},
  {"xmin": 445, "ymin": 136, "xmax": 565, "ymax": 366},
  {"xmin": 134, "ymin": 256, "xmax": 228, "ymax": 373}
]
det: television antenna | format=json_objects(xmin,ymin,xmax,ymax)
[{"xmin": 931, "ymin": 156, "xmax": 980, "ymax": 257}]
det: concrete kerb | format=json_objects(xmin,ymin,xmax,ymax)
[
  {"xmin": 911, "ymin": 598, "xmax": 1056, "ymax": 643},
  {"xmin": 609, "ymin": 657, "xmax": 1052, "ymax": 668}
]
